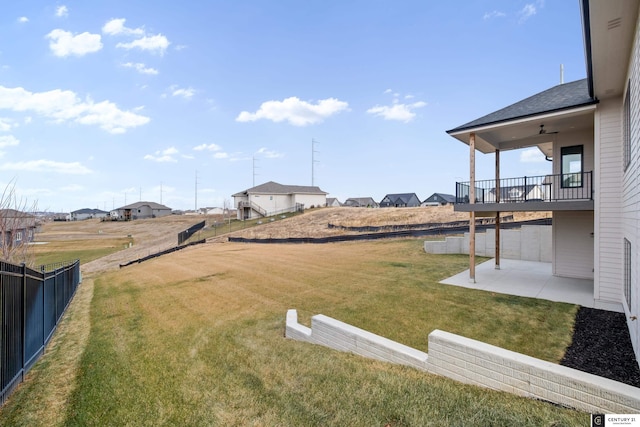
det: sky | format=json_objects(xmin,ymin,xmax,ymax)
[{"xmin": 0, "ymin": 0, "xmax": 587, "ymax": 212}]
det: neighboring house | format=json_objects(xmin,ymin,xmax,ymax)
[
  {"xmin": 343, "ymin": 197, "xmax": 379, "ymax": 208},
  {"xmin": 379, "ymin": 193, "xmax": 421, "ymax": 208},
  {"xmin": 446, "ymin": 1, "xmax": 640, "ymax": 364},
  {"xmin": 481, "ymin": 184, "xmax": 546, "ymax": 203},
  {"xmin": 326, "ymin": 198, "xmax": 342, "ymax": 207},
  {"xmin": 0, "ymin": 209, "xmax": 36, "ymax": 247},
  {"xmin": 110, "ymin": 201, "xmax": 172, "ymax": 221},
  {"xmin": 70, "ymin": 208, "xmax": 109, "ymax": 221},
  {"xmin": 422, "ymin": 193, "xmax": 456, "ymax": 206},
  {"xmin": 233, "ymin": 181, "xmax": 327, "ymax": 220}
]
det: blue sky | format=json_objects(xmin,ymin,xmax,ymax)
[{"xmin": 0, "ymin": 1, "xmax": 586, "ymax": 212}]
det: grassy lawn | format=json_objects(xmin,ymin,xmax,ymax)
[
  {"xmin": 32, "ymin": 237, "xmax": 133, "ymax": 266},
  {"xmin": 0, "ymin": 239, "xmax": 587, "ymax": 426}
]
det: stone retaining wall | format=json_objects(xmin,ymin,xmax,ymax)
[{"xmin": 285, "ymin": 309, "xmax": 640, "ymax": 413}]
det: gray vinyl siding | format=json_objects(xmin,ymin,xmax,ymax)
[
  {"xmin": 594, "ymin": 98, "xmax": 624, "ymax": 304},
  {"xmin": 622, "ymin": 10, "xmax": 640, "ymax": 361}
]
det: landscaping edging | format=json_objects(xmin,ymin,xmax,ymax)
[{"xmin": 285, "ymin": 309, "xmax": 640, "ymax": 413}]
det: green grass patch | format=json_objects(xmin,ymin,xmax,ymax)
[
  {"xmin": 0, "ymin": 238, "xmax": 587, "ymax": 426},
  {"xmin": 33, "ymin": 238, "xmax": 133, "ymax": 266}
]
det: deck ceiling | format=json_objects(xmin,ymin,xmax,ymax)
[{"xmin": 448, "ymin": 106, "xmax": 595, "ymax": 155}]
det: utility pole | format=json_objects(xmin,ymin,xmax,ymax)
[
  {"xmin": 160, "ymin": 181, "xmax": 163, "ymax": 204},
  {"xmin": 312, "ymin": 138, "xmax": 320, "ymax": 186},
  {"xmin": 253, "ymin": 156, "xmax": 259, "ymax": 187},
  {"xmin": 195, "ymin": 170, "xmax": 199, "ymax": 211}
]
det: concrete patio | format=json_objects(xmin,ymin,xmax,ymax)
[{"xmin": 441, "ymin": 259, "xmax": 623, "ymax": 313}]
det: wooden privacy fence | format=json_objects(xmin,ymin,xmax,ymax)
[{"xmin": 0, "ymin": 260, "xmax": 81, "ymax": 405}]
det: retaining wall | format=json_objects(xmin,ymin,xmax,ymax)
[
  {"xmin": 285, "ymin": 309, "xmax": 640, "ymax": 413},
  {"xmin": 424, "ymin": 225, "xmax": 551, "ymax": 262}
]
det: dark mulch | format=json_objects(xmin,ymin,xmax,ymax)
[{"xmin": 560, "ymin": 306, "xmax": 640, "ymax": 388}]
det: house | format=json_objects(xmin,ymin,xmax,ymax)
[
  {"xmin": 421, "ymin": 193, "xmax": 456, "ymax": 206},
  {"xmin": 70, "ymin": 208, "xmax": 109, "ymax": 221},
  {"xmin": 110, "ymin": 201, "xmax": 172, "ymax": 221},
  {"xmin": 343, "ymin": 197, "xmax": 379, "ymax": 208},
  {"xmin": 446, "ymin": 0, "xmax": 640, "ymax": 364},
  {"xmin": 232, "ymin": 181, "xmax": 327, "ymax": 220},
  {"xmin": 0, "ymin": 209, "xmax": 36, "ymax": 248},
  {"xmin": 326, "ymin": 197, "xmax": 342, "ymax": 207},
  {"xmin": 482, "ymin": 184, "xmax": 546, "ymax": 203},
  {"xmin": 379, "ymin": 193, "xmax": 421, "ymax": 208}
]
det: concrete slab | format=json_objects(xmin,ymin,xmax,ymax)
[{"xmin": 440, "ymin": 259, "xmax": 623, "ymax": 312}]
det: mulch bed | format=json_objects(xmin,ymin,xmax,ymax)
[{"xmin": 560, "ymin": 307, "xmax": 640, "ymax": 388}]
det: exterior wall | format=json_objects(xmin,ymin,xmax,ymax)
[
  {"xmin": 292, "ymin": 193, "xmax": 326, "ymax": 208},
  {"xmin": 622, "ymin": 9, "xmax": 640, "ymax": 363},
  {"xmin": 249, "ymin": 193, "xmax": 292, "ymax": 213},
  {"xmin": 594, "ymin": 98, "xmax": 624, "ymax": 306},
  {"xmin": 552, "ymin": 211, "xmax": 594, "ymax": 279},
  {"xmin": 551, "ymin": 128, "xmax": 595, "ymax": 202},
  {"xmin": 423, "ymin": 225, "xmax": 551, "ymax": 262}
]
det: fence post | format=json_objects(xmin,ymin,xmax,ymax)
[{"xmin": 21, "ymin": 263, "xmax": 26, "ymax": 372}]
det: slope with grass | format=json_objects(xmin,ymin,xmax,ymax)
[{"xmin": 0, "ymin": 235, "xmax": 587, "ymax": 426}]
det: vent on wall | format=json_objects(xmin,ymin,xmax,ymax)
[{"xmin": 608, "ymin": 17, "xmax": 622, "ymax": 30}]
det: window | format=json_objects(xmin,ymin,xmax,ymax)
[
  {"xmin": 624, "ymin": 81, "xmax": 631, "ymax": 170},
  {"xmin": 625, "ymin": 238, "xmax": 632, "ymax": 310},
  {"xmin": 15, "ymin": 231, "xmax": 22, "ymax": 242},
  {"xmin": 561, "ymin": 145, "xmax": 583, "ymax": 188}
]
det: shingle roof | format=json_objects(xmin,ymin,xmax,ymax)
[
  {"xmin": 117, "ymin": 201, "xmax": 172, "ymax": 210},
  {"xmin": 72, "ymin": 208, "xmax": 109, "ymax": 215},
  {"xmin": 447, "ymin": 79, "xmax": 597, "ymax": 133},
  {"xmin": 233, "ymin": 181, "xmax": 327, "ymax": 196},
  {"xmin": 344, "ymin": 197, "xmax": 378, "ymax": 207},
  {"xmin": 424, "ymin": 193, "xmax": 456, "ymax": 203},
  {"xmin": 381, "ymin": 193, "xmax": 419, "ymax": 204}
]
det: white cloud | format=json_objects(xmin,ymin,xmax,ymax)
[
  {"xmin": 102, "ymin": 18, "xmax": 144, "ymax": 36},
  {"xmin": 55, "ymin": 5, "xmax": 69, "ymax": 17},
  {"xmin": 144, "ymin": 147, "xmax": 179, "ymax": 162},
  {"xmin": 236, "ymin": 97, "xmax": 349, "ymax": 126},
  {"xmin": 172, "ymin": 87, "xmax": 195, "ymax": 99},
  {"xmin": 0, "ymin": 135, "xmax": 19, "ymax": 147},
  {"xmin": 367, "ymin": 101, "xmax": 426, "ymax": 123},
  {"xmin": 61, "ymin": 184, "xmax": 83, "ymax": 192},
  {"xmin": 256, "ymin": 147, "xmax": 283, "ymax": 158},
  {"xmin": 483, "ymin": 10, "xmax": 506, "ymax": 20},
  {"xmin": 384, "ymin": 89, "xmax": 393, "ymax": 94},
  {"xmin": 0, "ymin": 159, "xmax": 91, "ymax": 174},
  {"xmin": 116, "ymin": 34, "xmax": 170, "ymax": 55},
  {"xmin": 122, "ymin": 62, "xmax": 158, "ymax": 75},
  {"xmin": 213, "ymin": 152, "xmax": 229, "ymax": 159},
  {"xmin": 194, "ymin": 143, "xmax": 222, "ymax": 151},
  {"xmin": 46, "ymin": 29, "xmax": 102, "ymax": 57},
  {"xmin": 0, "ymin": 118, "xmax": 14, "ymax": 131},
  {"xmin": 18, "ymin": 17, "xmax": 28, "ymax": 23},
  {"xmin": 518, "ymin": 1, "xmax": 543, "ymax": 23},
  {"xmin": 519, "ymin": 147, "xmax": 546, "ymax": 163},
  {"xmin": 0, "ymin": 85, "xmax": 150, "ymax": 134}
]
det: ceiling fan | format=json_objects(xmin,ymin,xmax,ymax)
[{"xmin": 538, "ymin": 124, "xmax": 558, "ymax": 135}]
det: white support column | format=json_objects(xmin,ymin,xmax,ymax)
[
  {"xmin": 469, "ymin": 133, "xmax": 476, "ymax": 283},
  {"xmin": 495, "ymin": 148, "xmax": 501, "ymax": 270}
]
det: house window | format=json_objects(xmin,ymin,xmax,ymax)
[
  {"xmin": 561, "ymin": 145, "xmax": 583, "ymax": 188},
  {"xmin": 625, "ymin": 238, "xmax": 632, "ymax": 310},
  {"xmin": 624, "ymin": 81, "xmax": 631, "ymax": 170},
  {"xmin": 15, "ymin": 231, "xmax": 22, "ymax": 242}
]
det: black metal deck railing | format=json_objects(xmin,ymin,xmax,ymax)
[{"xmin": 455, "ymin": 171, "xmax": 593, "ymax": 204}]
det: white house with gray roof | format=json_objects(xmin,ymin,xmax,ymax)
[
  {"xmin": 233, "ymin": 181, "xmax": 327, "ymax": 220},
  {"xmin": 71, "ymin": 208, "xmax": 109, "ymax": 221},
  {"xmin": 447, "ymin": 0, "xmax": 640, "ymax": 365}
]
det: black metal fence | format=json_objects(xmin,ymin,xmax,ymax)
[
  {"xmin": 178, "ymin": 220, "xmax": 206, "ymax": 245},
  {"xmin": 0, "ymin": 259, "xmax": 81, "ymax": 405},
  {"xmin": 456, "ymin": 172, "xmax": 593, "ymax": 204}
]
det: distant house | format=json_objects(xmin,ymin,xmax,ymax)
[
  {"xmin": 110, "ymin": 201, "xmax": 172, "ymax": 221},
  {"xmin": 422, "ymin": 193, "xmax": 456, "ymax": 206},
  {"xmin": 233, "ymin": 181, "xmax": 328, "ymax": 220},
  {"xmin": 326, "ymin": 198, "xmax": 342, "ymax": 207},
  {"xmin": 0, "ymin": 209, "xmax": 37, "ymax": 247},
  {"xmin": 481, "ymin": 184, "xmax": 546, "ymax": 203},
  {"xmin": 71, "ymin": 208, "xmax": 109, "ymax": 221},
  {"xmin": 343, "ymin": 197, "xmax": 379, "ymax": 208},
  {"xmin": 379, "ymin": 193, "xmax": 421, "ymax": 208}
]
